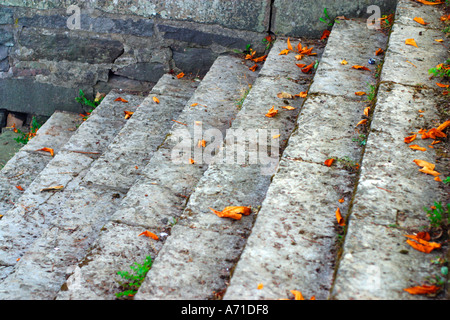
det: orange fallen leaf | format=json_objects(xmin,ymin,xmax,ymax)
[
  {"xmin": 197, "ymin": 139, "xmax": 206, "ymax": 148},
  {"xmin": 36, "ymin": 147, "xmax": 54, "ymax": 157},
  {"xmin": 356, "ymin": 119, "xmax": 368, "ymax": 127},
  {"xmin": 295, "ymin": 54, "xmax": 304, "ymax": 61},
  {"xmin": 404, "ymin": 285, "xmax": 440, "ymax": 295},
  {"xmin": 252, "ymin": 55, "xmax": 267, "ymax": 63},
  {"xmin": 413, "ymin": 17, "xmax": 429, "ymax": 25},
  {"xmin": 176, "ymin": 72, "xmax": 185, "ymax": 79},
  {"xmin": 16, "ymin": 185, "xmax": 24, "ymax": 191},
  {"xmin": 273, "ymin": 134, "xmax": 281, "ymax": 139},
  {"xmin": 415, "ymin": 0, "xmax": 444, "ymax": 5},
  {"xmin": 282, "ymin": 106, "xmax": 296, "ymax": 110},
  {"xmin": 189, "ymin": 158, "xmax": 195, "ymax": 164},
  {"xmin": 287, "ymin": 38, "xmax": 294, "ymax": 51},
  {"xmin": 296, "ymin": 63, "xmax": 307, "ymax": 69},
  {"xmin": 431, "ymin": 140, "xmax": 441, "ymax": 145},
  {"xmin": 257, "ymin": 283, "xmax": 264, "ymax": 290},
  {"xmin": 409, "ymin": 145, "xmax": 427, "ymax": 151},
  {"xmin": 245, "ymin": 50, "xmax": 257, "ymax": 60},
  {"xmin": 249, "ymin": 64, "xmax": 258, "ymax": 72},
  {"xmin": 364, "ymin": 107, "xmax": 370, "ymax": 117},
  {"xmin": 265, "ymin": 106, "xmax": 278, "ymax": 118},
  {"xmin": 435, "ymin": 39, "xmax": 444, "ymax": 42},
  {"xmin": 290, "ymin": 290, "xmax": 304, "ymax": 300},
  {"xmin": 336, "ymin": 208, "xmax": 345, "ymax": 226},
  {"xmin": 191, "ymin": 103, "xmax": 198, "ymax": 107},
  {"xmin": 300, "ymin": 47, "xmax": 316, "ymax": 56},
  {"xmin": 153, "ymin": 97, "xmax": 160, "ymax": 104},
  {"xmin": 405, "ymin": 39, "xmax": 418, "ymax": 48},
  {"xmin": 355, "ymin": 91, "xmax": 366, "ymax": 96},
  {"xmin": 352, "ymin": 65, "xmax": 370, "ymax": 71},
  {"xmin": 413, "ymin": 159, "xmax": 435, "ymax": 170},
  {"xmin": 338, "ymin": 197, "xmax": 345, "ymax": 203},
  {"xmin": 298, "ymin": 91, "xmax": 308, "ymax": 98},
  {"xmin": 434, "ymin": 176, "xmax": 442, "ymax": 182},
  {"xmin": 405, "ymin": 235, "xmax": 441, "ymax": 253},
  {"xmin": 124, "ymin": 111, "xmax": 134, "ymax": 119},
  {"xmin": 341, "ymin": 59, "xmax": 348, "ymax": 65},
  {"xmin": 421, "ymin": 128, "xmax": 446, "ymax": 140},
  {"xmin": 209, "ymin": 206, "xmax": 252, "ymax": 220},
  {"xmin": 324, "ymin": 158, "xmax": 334, "ymax": 167},
  {"xmin": 419, "ymin": 167, "xmax": 441, "ymax": 177},
  {"xmin": 297, "ymin": 42, "xmax": 302, "ymax": 53},
  {"xmin": 437, "ymin": 120, "xmax": 450, "ymax": 131},
  {"xmin": 138, "ymin": 230, "xmax": 159, "ymax": 240},
  {"xmin": 404, "ymin": 135, "xmax": 417, "ymax": 144},
  {"xmin": 375, "ymin": 48, "xmax": 384, "ymax": 56},
  {"xmin": 436, "ymin": 82, "xmax": 450, "ymax": 88},
  {"xmin": 321, "ymin": 29, "xmax": 331, "ymax": 40},
  {"xmin": 279, "ymin": 49, "xmax": 290, "ymax": 55},
  {"xmin": 115, "ymin": 97, "xmax": 128, "ymax": 103},
  {"xmin": 301, "ymin": 62, "xmax": 315, "ymax": 74}
]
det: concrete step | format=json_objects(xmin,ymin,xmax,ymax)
[
  {"xmin": 0, "ymin": 89, "xmax": 146, "ymax": 285},
  {"xmin": 0, "ymin": 111, "xmax": 82, "ymax": 214},
  {"xmin": 224, "ymin": 18, "xmax": 389, "ymax": 300},
  {"xmin": 0, "ymin": 54, "xmax": 258, "ymax": 299},
  {"xmin": 331, "ymin": 0, "xmax": 450, "ymax": 300},
  {"xmin": 133, "ymin": 37, "xmax": 326, "ymax": 300}
]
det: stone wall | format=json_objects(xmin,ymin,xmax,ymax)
[{"xmin": 0, "ymin": 0, "xmax": 397, "ymax": 117}]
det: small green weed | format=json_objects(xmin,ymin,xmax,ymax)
[
  {"xmin": 75, "ymin": 90, "xmax": 104, "ymax": 120},
  {"xmin": 319, "ymin": 8, "xmax": 339, "ymax": 27},
  {"xmin": 331, "ymin": 156, "xmax": 360, "ymax": 172},
  {"xmin": 443, "ymin": 176, "xmax": 450, "ymax": 184},
  {"xmin": 366, "ymin": 83, "xmax": 377, "ymax": 102},
  {"xmin": 429, "ymin": 60, "xmax": 450, "ymax": 79},
  {"xmin": 14, "ymin": 116, "xmax": 41, "ymax": 145},
  {"xmin": 116, "ymin": 255, "xmax": 153, "ymax": 299},
  {"xmin": 352, "ymin": 134, "xmax": 367, "ymax": 146},
  {"xmin": 424, "ymin": 201, "xmax": 450, "ymax": 228},
  {"xmin": 236, "ymin": 85, "xmax": 252, "ymax": 110}
]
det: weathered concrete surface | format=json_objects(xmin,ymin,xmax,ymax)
[
  {"xmin": 331, "ymin": 0, "xmax": 450, "ymax": 300},
  {"xmin": 331, "ymin": 84, "xmax": 449, "ymax": 300},
  {"xmin": 1, "ymin": 0, "xmax": 271, "ymax": 33},
  {"xmin": 0, "ymin": 111, "xmax": 82, "ymax": 214},
  {"xmin": 0, "ymin": 91, "xmax": 143, "ymax": 284},
  {"xmin": 272, "ymin": 0, "xmax": 397, "ymax": 37},
  {"xmin": 0, "ymin": 75, "xmax": 198, "ymax": 299},
  {"xmin": 224, "ymin": 18, "xmax": 388, "ymax": 300},
  {"xmin": 132, "ymin": 38, "xmax": 324, "ymax": 300},
  {"xmin": 48, "ymin": 55, "xmax": 257, "ymax": 300}
]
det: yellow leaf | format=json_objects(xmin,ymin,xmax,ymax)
[
  {"xmin": 282, "ymin": 106, "xmax": 295, "ymax": 110},
  {"xmin": 405, "ymin": 39, "xmax": 418, "ymax": 48},
  {"xmin": 413, "ymin": 17, "xmax": 429, "ymax": 25},
  {"xmin": 341, "ymin": 59, "xmax": 348, "ymax": 65},
  {"xmin": 153, "ymin": 96, "xmax": 160, "ymax": 104},
  {"xmin": 279, "ymin": 49, "xmax": 290, "ymax": 55}
]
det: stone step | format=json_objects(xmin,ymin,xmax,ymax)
[
  {"xmin": 0, "ymin": 75, "xmax": 199, "ymax": 299},
  {"xmin": 133, "ymin": 37, "xmax": 325, "ymax": 300},
  {"xmin": 0, "ymin": 111, "xmax": 82, "ymax": 214},
  {"xmin": 1, "ymin": 54, "xmax": 257, "ymax": 300},
  {"xmin": 0, "ymin": 89, "xmax": 146, "ymax": 285},
  {"xmin": 224, "ymin": 18, "xmax": 389, "ymax": 300},
  {"xmin": 331, "ymin": 0, "xmax": 449, "ymax": 300}
]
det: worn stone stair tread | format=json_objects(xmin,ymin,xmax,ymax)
[
  {"xmin": 5, "ymin": 54, "xmax": 257, "ymax": 300},
  {"xmin": 331, "ymin": 0, "xmax": 449, "ymax": 300},
  {"xmin": 0, "ymin": 75, "xmax": 200, "ymax": 299},
  {"xmin": 0, "ymin": 90, "xmax": 145, "ymax": 284},
  {"xmin": 0, "ymin": 111, "xmax": 82, "ymax": 214},
  {"xmin": 132, "ymin": 37, "xmax": 325, "ymax": 300},
  {"xmin": 223, "ymin": 18, "xmax": 389, "ymax": 300}
]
